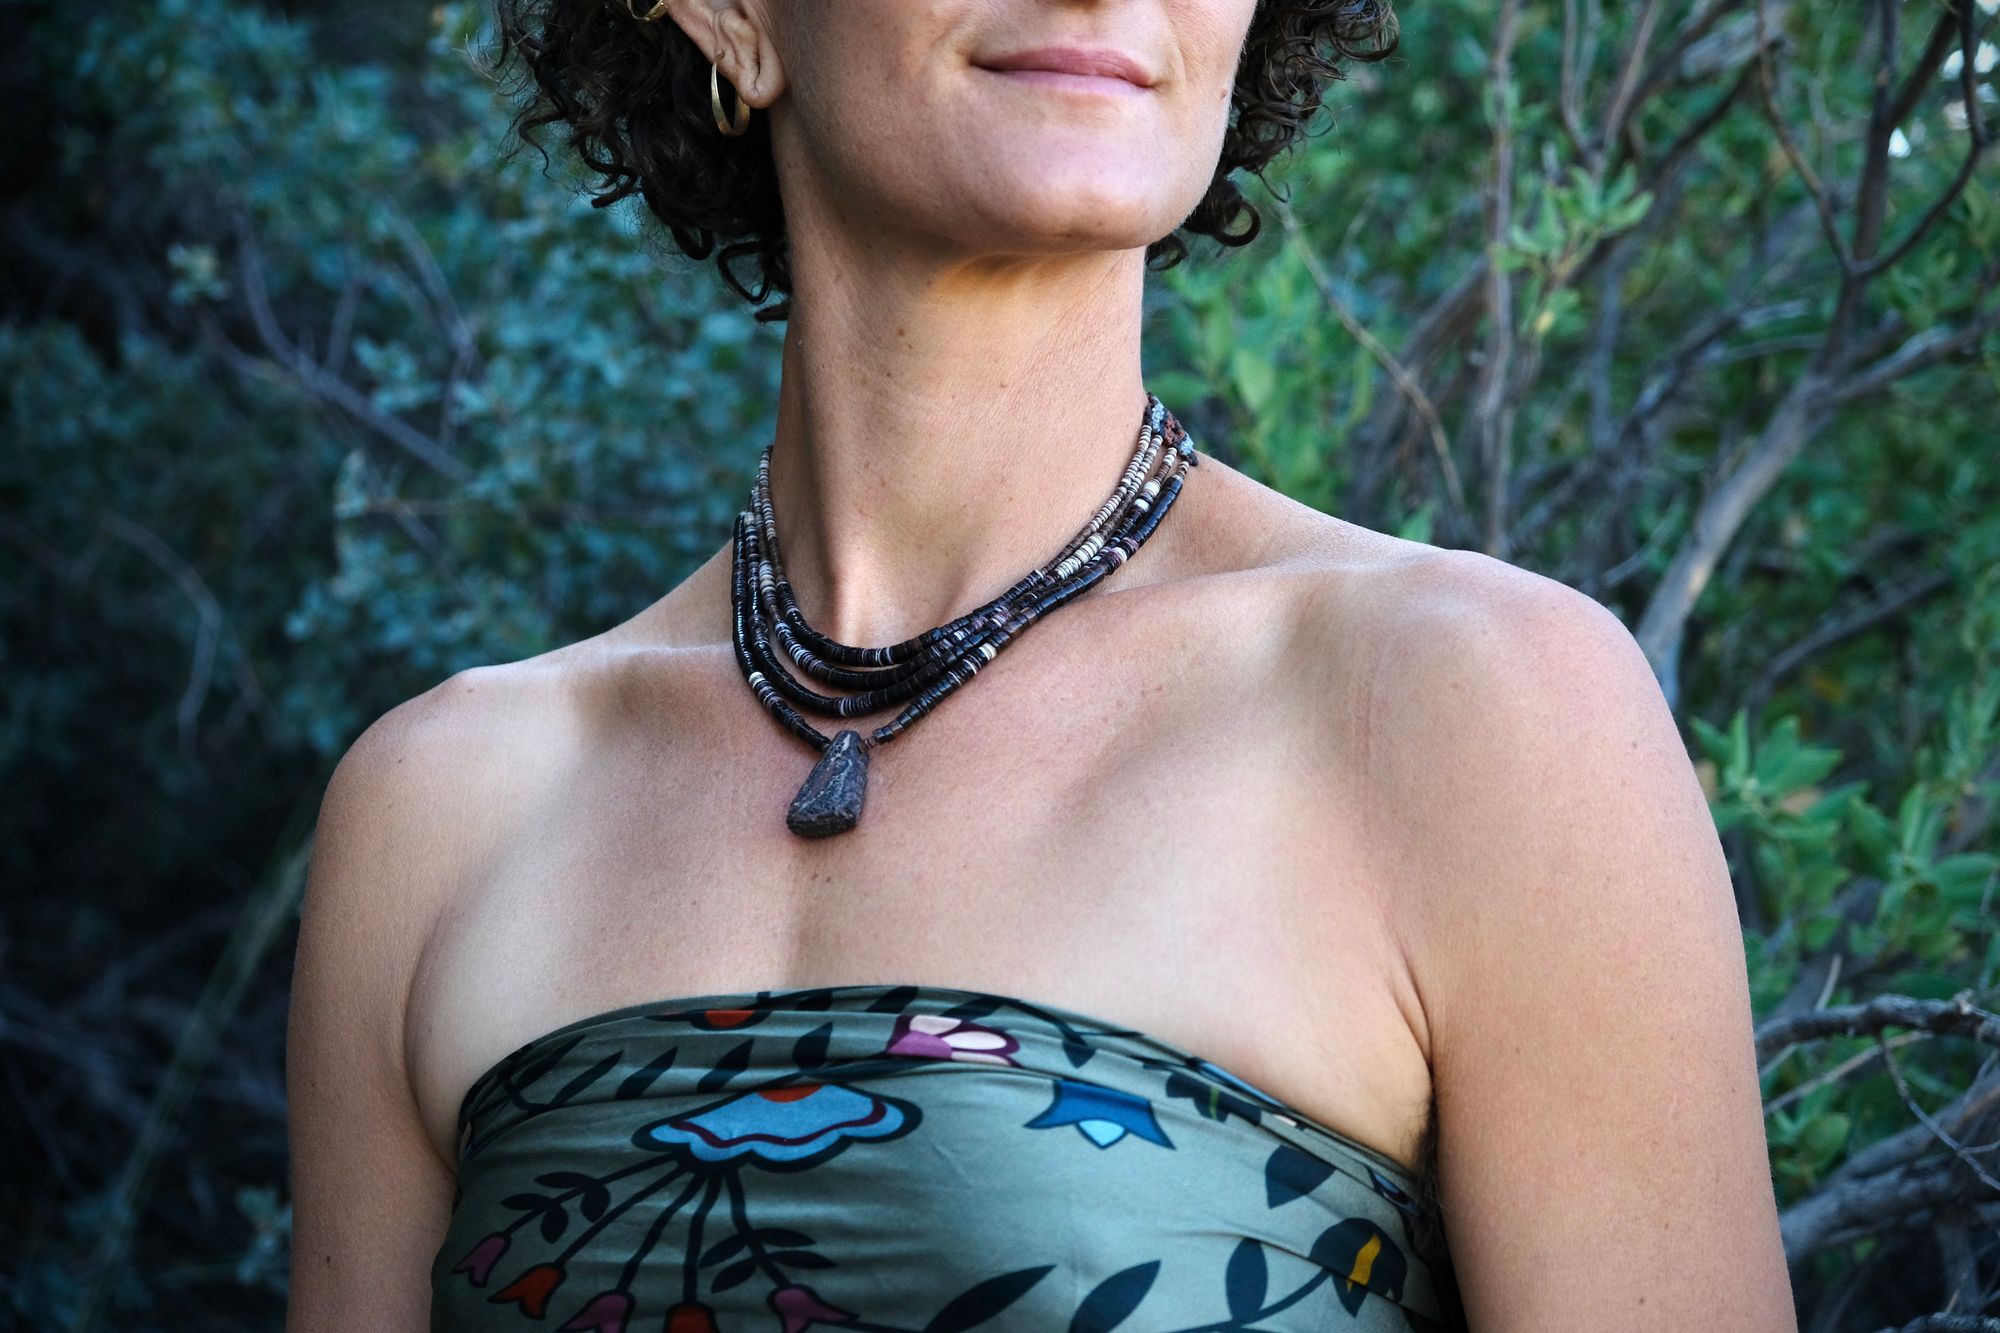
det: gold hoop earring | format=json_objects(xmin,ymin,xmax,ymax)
[
  {"xmin": 623, "ymin": 0, "xmax": 669, "ymax": 19},
  {"xmin": 711, "ymin": 59, "xmax": 752, "ymax": 136}
]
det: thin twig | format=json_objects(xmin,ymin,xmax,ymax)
[
  {"xmin": 1275, "ymin": 199, "xmax": 1468, "ymax": 530},
  {"xmin": 1875, "ymin": 1030, "xmax": 2000, "ymax": 1196}
]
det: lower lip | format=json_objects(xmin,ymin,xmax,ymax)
[{"xmin": 981, "ymin": 67, "xmax": 1148, "ymax": 97}]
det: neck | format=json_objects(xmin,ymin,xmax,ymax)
[{"xmin": 763, "ymin": 238, "xmax": 1156, "ymax": 648}]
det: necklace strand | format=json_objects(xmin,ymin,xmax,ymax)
[{"xmin": 729, "ymin": 392, "xmax": 1196, "ymax": 836}]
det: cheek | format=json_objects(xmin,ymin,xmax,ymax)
[
  {"xmin": 773, "ymin": 5, "xmax": 969, "ymax": 204},
  {"xmin": 1173, "ymin": 0, "xmax": 1258, "ymax": 143},
  {"xmin": 1176, "ymin": 0, "xmax": 1257, "ymax": 79},
  {"xmin": 1167, "ymin": 90, "xmax": 1236, "ymax": 214},
  {"xmin": 775, "ymin": 67, "xmax": 919, "ymax": 220}
]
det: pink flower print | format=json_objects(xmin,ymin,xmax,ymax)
[
  {"xmin": 768, "ymin": 1282, "xmax": 857, "ymax": 1331},
  {"xmin": 559, "ymin": 1290, "xmax": 635, "ymax": 1332},
  {"xmin": 449, "ymin": 1233, "xmax": 508, "ymax": 1287},
  {"xmin": 884, "ymin": 1012, "xmax": 1021, "ymax": 1066}
]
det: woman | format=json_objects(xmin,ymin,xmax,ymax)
[{"xmin": 284, "ymin": 1, "xmax": 1797, "ymax": 1329}]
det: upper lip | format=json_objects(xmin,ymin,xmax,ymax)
[{"xmin": 977, "ymin": 45, "xmax": 1156, "ymax": 87}]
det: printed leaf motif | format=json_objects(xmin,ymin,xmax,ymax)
[
  {"xmin": 617, "ymin": 1047, "xmax": 678, "ymax": 1100},
  {"xmin": 921, "ymin": 1264, "xmax": 1057, "ymax": 1332},
  {"xmin": 756, "ymin": 1227, "xmax": 815, "ymax": 1249},
  {"xmin": 1264, "ymin": 1143, "xmax": 1335, "ymax": 1208},
  {"xmin": 699, "ymin": 1228, "xmax": 815, "ymax": 1267},
  {"xmin": 792, "ymin": 1022, "xmax": 833, "ymax": 1070},
  {"xmin": 532, "ymin": 1171, "xmax": 611, "ymax": 1221},
  {"xmin": 868, "ymin": 984, "xmax": 924, "ymax": 1013},
  {"xmin": 509, "ymin": 1034, "xmax": 588, "ymax": 1090},
  {"xmin": 1223, "ymin": 1237, "xmax": 1268, "ymax": 1322},
  {"xmin": 697, "ymin": 1232, "xmax": 749, "ymax": 1267},
  {"xmin": 1309, "ymin": 1218, "xmax": 1408, "ymax": 1316},
  {"xmin": 711, "ymin": 1255, "xmax": 757, "ymax": 1292},
  {"xmin": 552, "ymin": 1051, "xmax": 623, "ymax": 1106},
  {"xmin": 696, "ymin": 1038, "xmax": 754, "ymax": 1093},
  {"xmin": 1067, "ymin": 1259, "xmax": 1161, "ymax": 1332}
]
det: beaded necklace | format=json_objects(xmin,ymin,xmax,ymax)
[{"xmin": 730, "ymin": 392, "xmax": 1197, "ymax": 837}]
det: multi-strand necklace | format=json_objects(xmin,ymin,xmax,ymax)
[{"xmin": 730, "ymin": 391, "xmax": 1197, "ymax": 838}]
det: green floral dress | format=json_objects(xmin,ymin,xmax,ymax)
[{"xmin": 431, "ymin": 983, "xmax": 1461, "ymax": 1332}]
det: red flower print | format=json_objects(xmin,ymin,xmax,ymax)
[
  {"xmin": 558, "ymin": 1290, "xmax": 635, "ymax": 1332},
  {"xmin": 768, "ymin": 1281, "xmax": 857, "ymax": 1331},
  {"xmin": 490, "ymin": 1262, "xmax": 566, "ymax": 1317},
  {"xmin": 450, "ymin": 1233, "xmax": 509, "ymax": 1287},
  {"xmin": 663, "ymin": 1302, "xmax": 720, "ymax": 1333}
]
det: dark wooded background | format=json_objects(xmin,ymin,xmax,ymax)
[{"xmin": 4, "ymin": 1, "xmax": 1997, "ymax": 1328}]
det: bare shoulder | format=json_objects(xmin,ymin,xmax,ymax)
[
  {"xmin": 284, "ymin": 655, "xmax": 583, "ymax": 1329},
  {"xmin": 1322, "ymin": 544, "xmax": 1714, "ymax": 967},
  {"xmin": 1165, "ymin": 461, "xmax": 1674, "ymax": 835},
  {"xmin": 1283, "ymin": 540, "xmax": 1795, "ymax": 1327},
  {"xmin": 303, "ymin": 543, "xmax": 729, "ymax": 946},
  {"xmin": 309, "ymin": 650, "xmax": 593, "ymax": 936},
  {"xmin": 1292, "ymin": 536, "xmax": 1740, "ymax": 1054},
  {"xmin": 284, "ymin": 569, "xmax": 717, "ymax": 1328},
  {"xmin": 1352, "ymin": 542, "xmax": 1666, "ymax": 785}
]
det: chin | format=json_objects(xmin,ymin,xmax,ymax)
[{"xmin": 965, "ymin": 161, "xmax": 1184, "ymax": 252}]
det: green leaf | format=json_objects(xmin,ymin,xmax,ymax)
[
  {"xmin": 1229, "ymin": 346, "xmax": 1277, "ymax": 415},
  {"xmin": 1931, "ymin": 853, "xmax": 2000, "ymax": 906}
]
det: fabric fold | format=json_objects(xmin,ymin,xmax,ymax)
[{"xmin": 432, "ymin": 982, "xmax": 1456, "ymax": 1332}]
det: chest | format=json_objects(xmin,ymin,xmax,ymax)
[{"xmin": 405, "ymin": 579, "xmax": 1433, "ymax": 1178}]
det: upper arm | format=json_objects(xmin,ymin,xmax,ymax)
[
  {"xmin": 285, "ymin": 675, "xmax": 484, "ymax": 1331},
  {"xmin": 1372, "ymin": 552, "xmax": 1795, "ymax": 1332}
]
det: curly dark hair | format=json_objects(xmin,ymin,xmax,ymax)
[{"xmin": 484, "ymin": 1, "xmax": 1399, "ymax": 323}]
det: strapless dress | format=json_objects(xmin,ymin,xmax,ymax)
[{"xmin": 430, "ymin": 982, "xmax": 1463, "ymax": 1332}]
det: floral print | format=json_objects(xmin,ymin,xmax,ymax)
[
  {"xmin": 432, "ymin": 983, "xmax": 1459, "ymax": 1331},
  {"xmin": 638, "ymin": 1082, "xmax": 919, "ymax": 1165}
]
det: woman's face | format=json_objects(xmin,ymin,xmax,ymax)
[{"xmin": 747, "ymin": 0, "xmax": 1260, "ymax": 263}]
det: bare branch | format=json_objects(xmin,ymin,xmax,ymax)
[
  {"xmin": 1869, "ymin": 1314, "xmax": 2000, "ymax": 1333},
  {"xmin": 1876, "ymin": 1030, "xmax": 2000, "ymax": 1196},
  {"xmin": 94, "ymin": 512, "xmax": 268, "ymax": 758},
  {"xmin": 1743, "ymin": 567, "xmax": 1956, "ymax": 716},
  {"xmin": 1755, "ymin": 992, "xmax": 2000, "ymax": 1062},
  {"xmin": 1475, "ymin": 0, "xmax": 1527, "ymax": 558},
  {"xmin": 1853, "ymin": 6, "xmax": 1999, "ymax": 281},
  {"xmin": 1598, "ymin": 0, "xmax": 1667, "ymax": 163},
  {"xmin": 227, "ymin": 212, "xmax": 470, "ymax": 481},
  {"xmin": 1782, "ymin": 1152, "xmax": 1994, "ymax": 1263},
  {"xmin": 1633, "ymin": 367, "xmax": 1833, "ymax": 705},
  {"xmin": 1276, "ymin": 199, "xmax": 1470, "ymax": 530},
  {"xmin": 1752, "ymin": 0, "xmax": 1853, "ymax": 271}
]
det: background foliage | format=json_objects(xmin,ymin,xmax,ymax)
[{"xmin": 3, "ymin": 0, "xmax": 1996, "ymax": 1328}]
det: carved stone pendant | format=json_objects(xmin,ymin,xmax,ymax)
[{"xmin": 786, "ymin": 728, "xmax": 869, "ymax": 838}]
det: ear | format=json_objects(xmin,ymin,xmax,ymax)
[{"xmin": 657, "ymin": 0, "xmax": 785, "ymax": 108}]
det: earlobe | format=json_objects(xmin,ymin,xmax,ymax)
[{"xmin": 723, "ymin": 17, "xmax": 785, "ymax": 109}]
